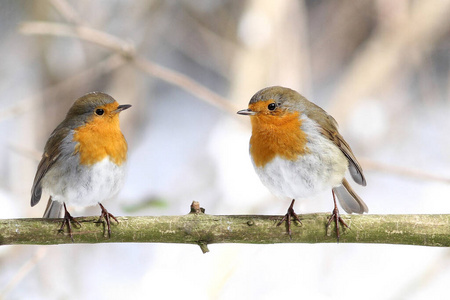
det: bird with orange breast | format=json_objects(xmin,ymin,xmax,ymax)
[
  {"xmin": 31, "ymin": 92, "xmax": 131, "ymax": 240},
  {"xmin": 237, "ymin": 86, "xmax": 367, "ymax": 239}
]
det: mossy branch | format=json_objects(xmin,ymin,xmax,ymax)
[{"xmin": 1, "ymin": 203, "xmax": 449, "ymax": 251}]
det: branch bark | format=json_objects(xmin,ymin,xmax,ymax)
[{"xmin": 1, "ymin": 208, "xmax": 449, "ymax": 252}]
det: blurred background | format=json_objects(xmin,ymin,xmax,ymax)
[{"xmin": 1, "ymin": 0, "xmax": 449, "ymax": 299}]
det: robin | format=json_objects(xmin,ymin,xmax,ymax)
[
  {"xmin": 237, "ymin": 86, "xmax": 368, "ymax": 239},
  {"xmin": 31, "ymin": 92, "xmax": 131, "ymax": 240}
]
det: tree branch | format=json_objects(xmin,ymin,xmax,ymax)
[{"xmin": 1, "ymin": 203, "xmax": 448, "ymax": 252}]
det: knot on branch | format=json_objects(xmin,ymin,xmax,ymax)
[{"xmin": 189, "ymin": 201, "xmax": 205, "ymax": 214}]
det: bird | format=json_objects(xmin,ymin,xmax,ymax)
[
  {"xmin": 237, "ymin": 86, "xmax": 367, "ymax": 240},
  {"xmin": 31, "ymin": 92, "xmax": 131, "ymax": 240}
]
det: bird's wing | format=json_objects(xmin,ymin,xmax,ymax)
[
  {"xmin": 30, "ymin": 127, "xmax": 70, "ymax": 206},
  {"xmin": 308, "ymin": 109, "xmax": 366, "ymax": 186}
]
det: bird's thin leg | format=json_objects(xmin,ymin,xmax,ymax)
[
  {"xmin": 96, "ymin": 203, "xmax": 119, "ymax": 238},
  {"xmin": 277, "ymin": 199, "xmax": 302, "ymax": 238},
  {"xmin": 326, "ymin": 191, "xmax": 349, "ymax": 242},
  {"xmin": 58, "ymin": 203, "xmax": 81, "ymax": 242}
]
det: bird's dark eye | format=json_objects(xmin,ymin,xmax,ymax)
[
  {"xmin": 95, "ymin": 109, "xmax": 104, "ymax": 116},
  {"xmin": 268, "ymin": 103, "xmax": 277, "ymax": 111}
]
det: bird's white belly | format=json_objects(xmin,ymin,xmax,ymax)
[
  {"xmin": 42, "ymin": 157, "xmax": 125, "ymax": 207},
  {"xmin": 252, "ymin": 127, "xmax": 347, "ymax": 199}
]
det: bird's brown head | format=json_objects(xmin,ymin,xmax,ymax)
[{"xmin": 237, "ymin": 86, "xmax": 310, "ymax": 167}]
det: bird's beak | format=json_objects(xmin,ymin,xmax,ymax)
[
  {"xmin": 237, "ymin": 108, "xmax": 256, "ymax": 116},
  {"xmin": 114, "ymin": 104, "xmax": 132, "ymax": 113}
]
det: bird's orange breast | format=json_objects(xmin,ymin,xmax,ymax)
[
  {"xmin": 250, "ymin": 108, "xmax": 308, "ymax": 168},
  {"xmin": 73, "ymin": 114, "xmax": 127, "ymax": 166}
]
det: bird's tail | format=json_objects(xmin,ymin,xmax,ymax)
[
  {"xmin": 43, "ymin": 197, "xmax": 63, "ymax": 218},
  {"xmin": 332, "ymin": 178, "xmax": 368, "ymax": 214}
]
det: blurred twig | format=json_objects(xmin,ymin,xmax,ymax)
[
  {"xmin": 49, "ymin": 0, "xmax": 84, "ymax": 24},
  {"xmin": 328, "ymin": 0, "xmax": 450, "ymax": 121},
  {"xmin": 19, "ymin": 21, "xmax": 241, "ymax": 116},
  {"xmin": 361, "ymin": 159, "xmax": 450, "ymax": 184},
  {"xmin": 133, "ymin": 56, "xmax": 238, "ymax": 114},
  {"xmin": 0, "ymin": 248, "xmax": 47, "ymax": 298},
  {"xmin": 0, "ymin": 54, "xmax": 125, "ymax": 121},
  {"xmin": 1, "ymin": 211, "xmax": 449, "ymax": 250},
  {"xmin": 19, "ymin": 22, "xmax": 135, "ymax": 56},
  {"xmin": 8, "ymin": 144, "xmax": 42, "ymax": 162}
]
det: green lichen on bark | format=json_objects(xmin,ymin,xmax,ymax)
[{"xmin": 1, "ymin": 213, "xmax": 449, "ymax": 247}]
